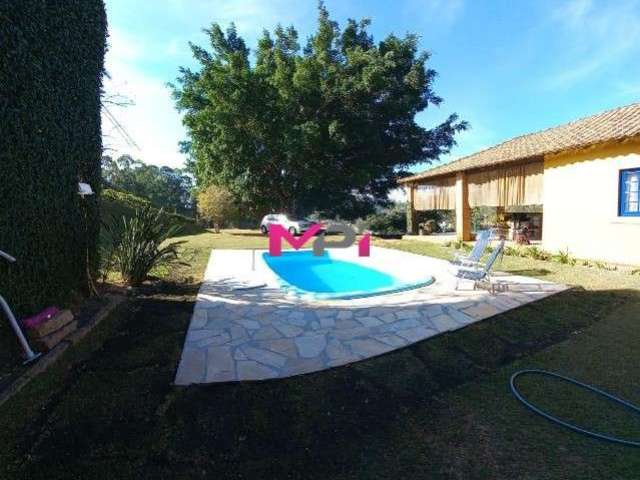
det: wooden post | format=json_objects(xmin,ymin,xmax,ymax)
[
  {"xmin": 455, "ymin": 172, "xmax": 471, "ymax": 241},
  {"xmin": 406, "ymin": 184, "xmax": 417, "ymax": 235}
]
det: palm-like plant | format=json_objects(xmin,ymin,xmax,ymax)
[{"xmin": 104, "ymin": 207, "xmax": 185, "ymax": 286}]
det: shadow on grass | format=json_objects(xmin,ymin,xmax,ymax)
[
  {"xmin": 505, "ymin": 268, "xmax": 553, "ymax": 277},
  {"xmin": 1, "ymin": 287, "xmax": 638, "ymax": 479},
  {"xmin": 162, "ymin": 288, "xmax": 640, "ymax": 478},
  {"xmin": 229, "ymin": 232, "xmax": 266, "ymax": 238}
]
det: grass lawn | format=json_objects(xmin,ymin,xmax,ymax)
[{"xmin": 0, "ymin": 230, "xmax": 639, "ymax": 479}]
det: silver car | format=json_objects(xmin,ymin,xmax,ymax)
[{"xmin": 260, "ymin": 213, "xmax": 315, "ymax": 235}]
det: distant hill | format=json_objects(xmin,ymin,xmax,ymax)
[{"xmin": 101, "ymin": 188, "xmax": 204, "ymax": 238}]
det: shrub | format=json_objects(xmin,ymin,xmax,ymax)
[
  {"xmin": 504, "ymin": 246, "xmax": 520, "ymax": 257},
  {"xmin": 555, "ymin": 248, "xmax": 576, "ymax": 265},
  {"xmin": 447, "ymin": 239, "xmax": 471, "ymax": 251},
  {"xmin": 525, "ymin": 246, "xmax": 540, "ymax": 259},
  {"xmin": 524, "ymin": 246, "xmax": 551, "ymax": 261},
  {"xmin": 197, "ymin": 185, "xmax": 239, "ymax": 232},
  {"xmin": 362, "ymin": 206, "xmax": 407, "ymax": 234},
  {"xmin": 416, "ymin": 210, "xmax": 454, "ymax": 233},
  {"xmin": 104, "ymin": 207, "xmax": 185, "ymax": 286},
  {"xmin": 0, "ymin": 1, "xmax": 107, "ymax": 316},
  {"xmin": 471, "ymin": 206, "xmax": 499, "ymax": 232},
  {"xmin": 594, "ymin": 260, "xmax": 617, "ymax": 271},
  {"xmin": 539, "ymin": 250, "xmax": 552, "ymax": 261}
]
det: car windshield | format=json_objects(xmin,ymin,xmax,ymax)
[{"xmin": 281, "ymin": 214, "xmax": 306, "ymax": 222}]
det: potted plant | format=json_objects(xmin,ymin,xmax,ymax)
[{"xmin": 491, "ymin": 212, "xmax": 509, "ymax": 239}]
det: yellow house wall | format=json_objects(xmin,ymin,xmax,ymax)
[{"xmin": 542, "ymin": 138, "xmax": 640, "ymax": 266}]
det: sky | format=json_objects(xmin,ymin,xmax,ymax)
[{"xmin": 102, "ymin": 0, "xmax": 640, "ymax": 177}]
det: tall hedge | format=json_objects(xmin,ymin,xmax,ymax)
[
  {"xmin": 101, "ymin": 188, "xmax": 205, "ymax": 237},
  {"xmin": 0, "ymin": 1, "xmax": 107, "ymax": 316}
]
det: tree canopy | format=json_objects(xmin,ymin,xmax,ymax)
[
  {"xmin": 172, "ymin": 3, "xmax": 466, "ymax": 219},
  {"xmin": 102, "ymin": 155, "xmax": 194, "ymax": 215},
  {"xmin": 197, "ymin": 184, "xmax": 238, "ymax": 231}
]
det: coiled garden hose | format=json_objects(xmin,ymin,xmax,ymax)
[{"xmin": 510, "ymin": 369, "xmax": 640, "ymax": 447}]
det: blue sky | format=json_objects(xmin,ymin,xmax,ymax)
[{"xmin": 102, "ymin": 0, "xmax": 640, "ymax": 174}]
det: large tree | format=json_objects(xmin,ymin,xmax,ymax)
[
  {"xmin": 172, "ymin": 3, "xmax": 466, "ymax": 219},
  {"xmin": 102, "ymin": 155, "xmax": 194, "ymax": 215}
]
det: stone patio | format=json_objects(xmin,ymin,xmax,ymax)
[{"xmin": 174, "ymin": 247, "xmax": 567, "ymax": 384}]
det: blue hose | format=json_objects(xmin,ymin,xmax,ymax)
[{"xmin": 510, "ymin": 369, "xmax": 640, "ymax": 447}]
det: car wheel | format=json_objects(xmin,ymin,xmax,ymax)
[
  {"xmin": 288, "ymin": 226, "xmax": 297, "ymax": 236},
  {"xmin": 261, "ymin": 225, "xmax": 268, "ymax": 235}
]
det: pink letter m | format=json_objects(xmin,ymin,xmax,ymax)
[{"xmin": 268, "ymin": 224, "xmax": 323, "ymax": 256}]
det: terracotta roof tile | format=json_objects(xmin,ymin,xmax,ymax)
[{"xmin": 399, "ymin": 102, "xmax": 640, "ymax": 183}]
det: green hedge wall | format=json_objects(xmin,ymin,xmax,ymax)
[
  {"xmin": 101, "ymin": 189, "xmax": 205, "ymax": 238},
  {"xmin": 0, "ymin": 1, "xmax": 107, "ymax": 317}
]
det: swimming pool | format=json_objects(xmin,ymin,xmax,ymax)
[{"xmin": 262, "ymin": 250, "xmax": 435, "ymax": 299}]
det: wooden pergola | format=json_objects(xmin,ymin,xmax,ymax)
[
  {"xmin": 401, "ymin": 159, "xmax": 544, "ymax": 240},
  {"xmin": 400, "ymin": 102, "xmax": 640, "ymax": 241}
]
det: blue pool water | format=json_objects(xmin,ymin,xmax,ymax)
[{"xmin": 262, "ymin": 251, "xmax": 434, "ymax": 299}]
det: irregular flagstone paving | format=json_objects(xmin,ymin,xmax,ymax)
[{"xmin": 175, "ymin": 247, "xmax": 567, "ymax": 384}]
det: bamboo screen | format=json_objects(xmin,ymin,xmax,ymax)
[
  {"xmin": 467, "ymin": 161, "xmax": 543, "ymax": 207},
  {"xmin": 413, "ymin": 176, "xmax": 456, "ymax": 210},
  {"xmin": 411, "ymin": 160, "xmax": 543, "ymax": 211}
]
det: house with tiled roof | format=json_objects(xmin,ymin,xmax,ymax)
[{"xmin": 399, "ymin": 103, "xmax": 640, "ymax": 265}]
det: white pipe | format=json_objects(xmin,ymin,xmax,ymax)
[
  {"xmin": 0, "ymin": 295, "xmax": 40, "ymax": 363},
  {"xmin": 0, "ymin": 250, "xmax": 40, "ymax": 363},
  {"xmin": 0, "ymin": 250, "xmax": 16, "ymax": 263}
]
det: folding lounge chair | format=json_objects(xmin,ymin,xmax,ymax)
[
  {"xmin": 454, "ymin": 239, "xmax": 506, "ymax": 293},
  {"xmin": 451, "ymin": 229, "xmax": 492, "ymax": 267}
]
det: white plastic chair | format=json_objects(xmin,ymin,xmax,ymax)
[{"xmin": 451, "ymin": 229, "xmax": 493, "ymax": 267}]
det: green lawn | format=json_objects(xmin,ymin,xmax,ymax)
[
  {"xmin": 167, "ymin": 230, "xmax": 639, "ymax": 290},
  {"xmin": 380, "ymin": 238, "xmax": 640, "ymax": 290},
  {"xmin": 0, "ymin": 231, "xmax": 639, "ymax": 479}
]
